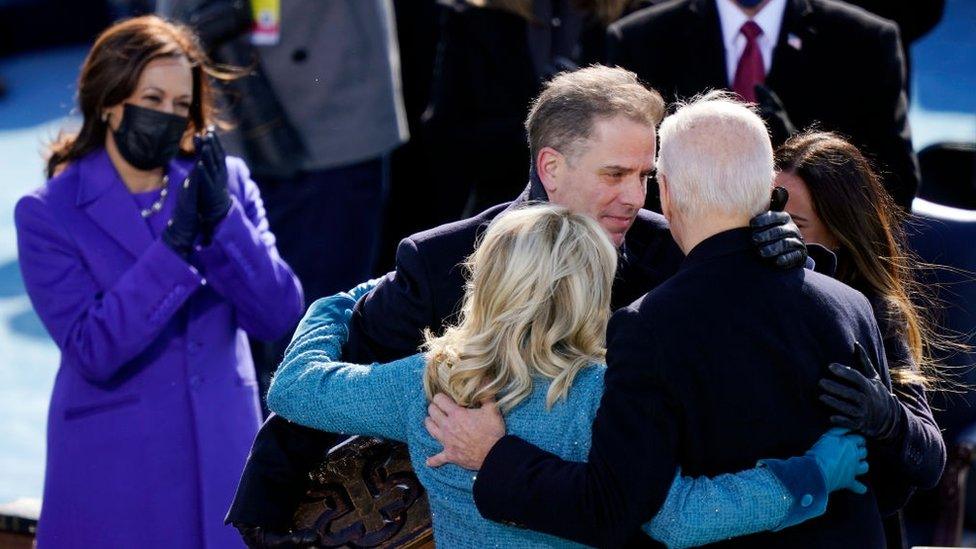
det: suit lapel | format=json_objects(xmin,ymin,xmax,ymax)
[
  {"xmin": 688, "ymin": 0, "xmax": 729, "ymax": 89},
  {"xmin": 76, "ymin": 149, "xmax": 156, "ymax": 259}
]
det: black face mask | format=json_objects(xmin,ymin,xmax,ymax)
[{"xmin": 112, "ymin": 103, "xmax": 189, "ymax": 170}]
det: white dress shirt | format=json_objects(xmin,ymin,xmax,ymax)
[{"xmin": 715, "ymin": 0, "xmax": 788, "ymax": 85}]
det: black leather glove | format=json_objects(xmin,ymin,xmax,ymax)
[
  {"xmin": 193, "ymin": 131, "xmax": 232, "ymax": 242},
  {"xmin": 161, "ymin": 174, "xmax": 200, "ymax": 258},
  {"xmin": 755, "ymin": 84, "xmax": 797, "ymax": 145},
  {"xmin": 750, "ymin": 186, "xmax": 808, "ymax": 269},
  {"xmin": 819, "ymin": 342, "xmax": 904, "ymax": 441},
  {"xmin": 236, "ymin": 524, "xmax": 318, "ymax": 549}
]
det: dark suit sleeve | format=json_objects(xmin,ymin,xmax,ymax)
[
  {"xmin": 870, "ymin": 328, "xmax": 946, "ymax": 513},
  {"xmin": 864, "ymin": 22, "xmax": 919, "ymax": 209},
  {"xmin": 225, "ymin": 414, "xmax": 338, "ymax": 528},
  {"xmin": 472, "ymin": 307, "xmax": 681, "ymax": 548},
  {"xmin": 227, "ymin": 237, "xmax": 437, "ymax": 527},
  {"xmin": 344, "ymin": 236, "xmax": 436, "ymax": 363}
]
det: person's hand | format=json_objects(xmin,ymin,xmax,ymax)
[
  {"xmin": 235, "ymin": 523, "xmax": 318, "ymax": 548},
  {"xmin": 161, "ymin": 173, "xmax": 200, "ymax": 258},
  {"xmin": 424, "ymin": 393, "xmax": 505, "ymax": 470},
  {"xmin": 805, "ymin": 427, "xmax": 869, "ymax": 494},
  {"xmin": 819, "ymin": 342, "xmax": 903, "ymax": 441},
  {"xmin": 755, "ymin": 84, "xmax": 797, "ymax": 145},
  {"xmin": 750, "ymin": 186, "xmax": 807, "ymax": 269},
  {"xmin": 193, "ymin": 131, "xmax": 231, "ymax": 241}
]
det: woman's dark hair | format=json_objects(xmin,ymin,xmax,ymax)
[
  {"xmin": 47, "ymin": 15, "xmax": 237, "ymax": 178},
  {"xmin": 775, "ymin": 131, "xmax": 950, "ymax": 389}
]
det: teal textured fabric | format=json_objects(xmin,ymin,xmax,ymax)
[{"xmin": 268, "ymin": 287, "xmax": 825, "ymax": 548}]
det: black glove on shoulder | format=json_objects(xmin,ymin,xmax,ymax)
[
  {"xmin": 161, "ymin": 174, "xmax": 199, "ymax": 258},
  {"xmin": 194, "ymin": 132, "xmax": 232, "ymax": 243},
  {"xmin": 819, "ymin": 342, "xmax": 904, "ymax": 442},
  {"xmin": 750, "ymin": 186, "xmax": 808, "ymax": 269}
]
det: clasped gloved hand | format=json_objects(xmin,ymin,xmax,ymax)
[
  {"xmin": 193, "ymin": 131, "xmax": 232, "ymax": 243},
  {"xmin": 162, "ymin": 173, "xmax": 200, "ymax": 258},
  {"xmin": 750, "ymin": 186, "xmax": 808, "ymax": 269},
  {"xmin": 236, "ymin": 523, "xmax": 318, "ymax": 549},
  {"xmin": 805, "ymin": 427, "xmax": 869, "ymax": 494},
  {"xmin": 819, "ymin": 342, "xmax": 904, "ymax": 441}
]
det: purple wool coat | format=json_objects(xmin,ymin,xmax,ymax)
[{"xmin": 14, "ymin": 149, "xmax": 304, "ymax": 548}]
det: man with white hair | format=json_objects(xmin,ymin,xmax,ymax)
[{"xmin": 429, "ymin": 92, "xmax": 899, "ymax": 547}]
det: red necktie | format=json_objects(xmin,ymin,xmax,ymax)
[{"xmin": 732, "ymin": 21, "xmax": 765, "ymax": 103}]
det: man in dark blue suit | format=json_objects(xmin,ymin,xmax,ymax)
[
  {"xmin": 427, "ymin": 92, "xmax": 899, "ymax": 547},
  {"xmin": 226, "ymin": 67, "xmax": 808, "ymax": 546}
]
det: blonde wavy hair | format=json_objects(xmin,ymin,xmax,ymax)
[{"xmin": 423, "ymin": 205, "xmax": 617, "ymax": 412}]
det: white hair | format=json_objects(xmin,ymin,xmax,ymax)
[{"xmin": 657, "ymin": 90, "xmax": 773, "ymax": 218}]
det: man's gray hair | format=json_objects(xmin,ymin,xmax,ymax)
[
  {"xmin": 525, "ymin": 64, "xmax": 665, "ymax": 162},
  {"xmin": 657, "ymin": 90, "xmax": 773, "ymax": 218}
]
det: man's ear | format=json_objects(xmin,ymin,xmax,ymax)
[
  {"xmin": 537, "ymin": 147, "xmax": 564, "ymax": 195},
  {"xmin": 658, "ymin": 173, "xmax": 672, "ymax": 220}
]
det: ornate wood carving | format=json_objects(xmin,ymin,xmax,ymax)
[{"xmin": 292, "ymin": 436, "xmax": 434, "ymax": 548}]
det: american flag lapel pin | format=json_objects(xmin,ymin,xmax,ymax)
[{"xmin": 787, "ymin": 33, "xmax": 803, "ymax": 51}]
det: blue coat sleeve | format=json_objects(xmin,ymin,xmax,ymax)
[
  {"xmin": 266, "ymin": 286, "xmax": 411, "ymax": 442},
  {"xmin": 195, "ymin": 157, "xmax": 304, "ymax": 341},
  {"xmin": 14, "ymin": 194, "xmax": 204, "ymax": 385},
  {"xmin": 646, "ymin": 455, "xmax": 828, "ymax": 548}
]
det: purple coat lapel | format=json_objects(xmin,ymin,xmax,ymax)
[{"xmin": 75, "ymin": 150, "xmax": 194, "ymax": 258}]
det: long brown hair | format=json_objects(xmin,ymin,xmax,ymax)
[
  {"xmin": 775, "ymin": 131, "xmax": 947, "ymax": 389},
  {"xmin": 47, "ymin": 15, "xmax": 237, "ymax": 178}
]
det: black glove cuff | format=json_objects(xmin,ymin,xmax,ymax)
[{"xmin": 162, "ymin": 227, "xmax": 192, "ymax": 259}]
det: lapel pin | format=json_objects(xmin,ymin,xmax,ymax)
[{"xmin": 787, "ymin": 33, "xmax": 803, "ymax": 51}]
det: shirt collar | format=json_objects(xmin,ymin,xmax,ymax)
[{"xmin": 715, "ymin": 0, "xmax": 788, "ymax": 51}]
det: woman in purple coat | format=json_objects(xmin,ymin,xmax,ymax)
[{"xmin": 14, "ymin": 17, "xmax": 304, "ymax": 548}]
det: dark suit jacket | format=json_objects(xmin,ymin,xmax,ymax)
[
  {"xmin": 607, "ymin": 0, "xmax": 919, "ymax": 209},
  {"xmin": 421, "ymin": 2, "xmax": 617, "ymax": 217},
  {"xmin": 224, "ymin": 178, "xmax": 684, "ymax": 529},
  {"xmin": 473, "ymin": 228, "xmax": 894, "ymax": 548}
]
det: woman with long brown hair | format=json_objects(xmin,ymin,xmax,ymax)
[
  {"xmin": 774, "ymin": 131, "xmax": 946, "ymax": 512},
  {"xmin": 14, "ymin": 16, "xmax": 303, "ymax": 547}
]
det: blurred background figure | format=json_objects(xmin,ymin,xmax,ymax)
[
  {"xmin": 421, "ymin": 0, "xmax": 648, "ymax": 224},
  {"xmin": 13, "ymin": 16, "xmax": 302, "ymax": 548},
  {"xmin": 608, "ymin": 0, "xmax": 920, "ymax": 211},
  {"xmin": 841, "ymin": 0, "xmax": 945, "ymax": 95},
  {"xmin": 160, "ymin": 0, "xmax": 408, "ymax": 395}
]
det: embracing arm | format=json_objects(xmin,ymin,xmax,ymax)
[
  {"xmin": 647, "ymin": 459, "xmax": 815, "ymax": 548},
  {"xmin": 14, "ymin": 195, "xmax": 203, "ymax": 385},
  {"xmin": 472, "ymin": 309, "xmax": 680, "ymax": 547},
  {"xmin": 266, "ymin": 282, "xmax": 411, "ymax": 442},
  {"xmin": 344, "ymin": 236, "xmax": 438, "ymax": 363},
  {"xmin": 648, "ymin": 424, "xmax": 871, "ymax": 548},
  {"xmin": 865, "ymin": 333, "xmax": 945, "ymax": 512}
]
